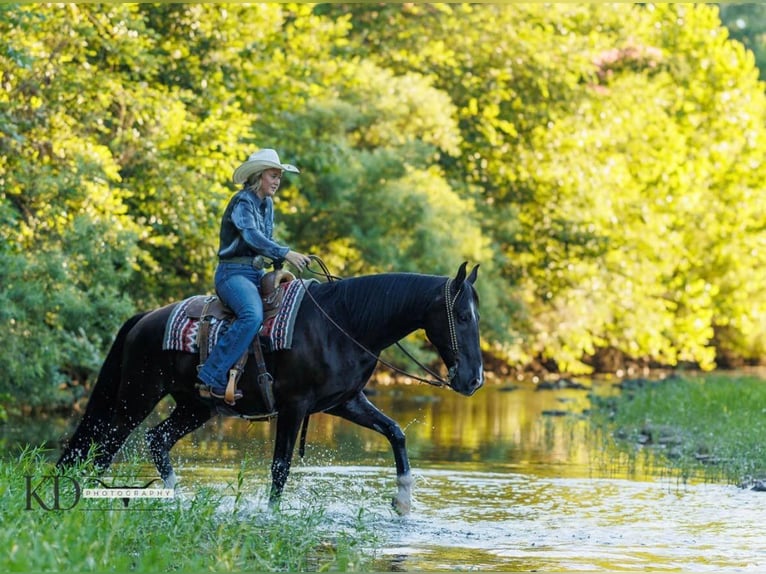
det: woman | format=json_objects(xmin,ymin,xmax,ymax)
[{"xmin": 197, "ymin": 148, "xmax": 312, "ymax": 403}]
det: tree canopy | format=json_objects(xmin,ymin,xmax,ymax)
[{"xmin": 2, "ymin": 3, "xmax": 765, "ymax": 408}]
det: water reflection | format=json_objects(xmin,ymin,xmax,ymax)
[
  {"xmin": 97, "ymin": 382, "xmax": 585, "ymax": 472},
  {"xmin": 2, "ymin": 380, "xmax": 627, "ymax": 478},
  {"xmin": 171, "ymin": 380, "xmax": 628, "ymax": 478}
]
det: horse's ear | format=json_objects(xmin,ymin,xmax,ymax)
[
  {"xmin": 467, "ymin": 264, "xmax": 479, "ymax": 285},
  {"xmin": 453, "ymin": 261, "xmax": 469, "ymax": 292}
]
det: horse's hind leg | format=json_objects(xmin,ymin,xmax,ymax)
[
  {"xmin": 95, "ymin": 406, "xmax": 158, "ymax": 472},
  {"xmin": 94, "ymin": 375, "xmax": 166, "ymax": 471},
  {"xmin": 146, "ymin": 396, "xmax": 212, "ymax": 488},
  {"xmin": 325, "ymin": 391, "xmax": 413, "ymax": 514},
  {"xmin": 269, "ymin": 404, "xmax": 309, "ymax": 508}
]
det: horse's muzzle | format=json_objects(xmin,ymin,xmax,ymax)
[
  {"xmin": 464, "ymin": 374, "xmax": 484, "ymax": 396},
  {"xmin": 449, "ymin": 361, "xmax": 484, "ymax": 396}
]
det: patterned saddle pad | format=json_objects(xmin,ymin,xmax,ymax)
[{"xmin": 162, "ymin": 279, "xmax": 315, "ymax": 354}]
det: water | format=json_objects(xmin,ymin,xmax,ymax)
[
  {"xmin": 276, "ymin": 466, "xmax": 765, "ymax": 572},
  {"xmin": 5, "ymin": 379, "xmax": 766, "ymax": 571}
]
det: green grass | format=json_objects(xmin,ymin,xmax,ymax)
[
  {"xmin": 590, "ymin": 373, "xmax": 766, "ymax": 485},
  {"xmin": 2, "ymin": 446, "xmax": 379, "ymax": 572}
]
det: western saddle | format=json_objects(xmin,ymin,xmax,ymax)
[{"xmin": 193, "ymin": 269, "xmax": 295, "ymax": 408}]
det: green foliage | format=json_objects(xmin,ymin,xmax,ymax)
[
  {"xmin": 332, "ymin": 3, "xmax": 766, "ymax": 372},
  {"xmin": 0, "ymin": 233, "xmax": 135, "ymax": 407},
  {"xmin": 0, "ymin": 5, "xmax": 142, "ymax": 405},
  {"xmin": 2, "ymin": 3, "xmax": 766, "ymax": 408}
]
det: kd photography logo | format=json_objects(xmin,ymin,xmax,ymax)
[{"xmin": 24, "ymin": 475, "xmax": 174, "ymax": 511}]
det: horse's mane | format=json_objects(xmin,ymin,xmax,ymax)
[{"xmin": 319, "ymin": 273, "xmax": 445, "ymax": 336}]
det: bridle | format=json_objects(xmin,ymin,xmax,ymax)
[
  {"xmin": 299, "ymin": 256, "xmax": 463, "ymax": 388},
  {"xmin": 442, "ymin": 277, "xmax": 462, "ymax": 383}
]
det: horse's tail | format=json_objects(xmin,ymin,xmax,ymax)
[{"xmin": 57, "ymin": 311, "xmax": 149, "ymax": 467}]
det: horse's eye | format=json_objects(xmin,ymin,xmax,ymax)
[{"xmin": 457, "ymin": 310, "xmax": 471, "ymax": 322}]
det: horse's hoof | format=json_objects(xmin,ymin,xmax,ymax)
[
  {"xmin": 392, "ymin": 471, "xmax": 413, "ymax": 515},
  {"xmin": 267, "ymin": 498, "xmax": 282, "ymax": 514},
  {"xmin": 391, "ymin": 496, "xmax": 411, "ymax": 516},
  {"xmin": 163, "ymin": 472, "xmax": 178, "ymax": 490}
]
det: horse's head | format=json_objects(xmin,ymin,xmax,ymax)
[{"xmin": 424, "ymin": 262, "xmax": 484, "ymax": 396}]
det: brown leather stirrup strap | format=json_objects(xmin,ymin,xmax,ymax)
[
  {"xmin": 222, "ymin": 340, "xmax": 275, "ymax": 412},
  {"xmin": 251, "ymin": 340, "xmax": 276, "ymax": 413}
]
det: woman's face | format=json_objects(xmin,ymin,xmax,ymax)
[{"xmin": 258, "ymin": 168, "xmax": 283, "ymax": 199}]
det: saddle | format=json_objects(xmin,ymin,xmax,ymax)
[{"xmin": 191, "ymin": 269, "xmax": 296, "ymax": 408}]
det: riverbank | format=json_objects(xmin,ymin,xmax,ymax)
[{"xmin": 588, "ymin": 372, "xmax": 766, "ymax": 487}]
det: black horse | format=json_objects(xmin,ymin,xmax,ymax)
[{"xmin": 58, "ymin": 262, "xmax": 483, "ymax": 513}]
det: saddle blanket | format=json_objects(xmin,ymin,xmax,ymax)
[{"xmin": 162, "ymin": 278, "xmax": 316, "ymax": 355}]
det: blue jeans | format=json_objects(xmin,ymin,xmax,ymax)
[{"xmin": 197, "ymin": 263, "xmax": 265, "ymax": 392}]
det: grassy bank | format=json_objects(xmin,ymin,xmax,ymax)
[
  {"xmin": 2, "ymin": 447, "xmax": 378, "ymax": 572},
  {"xmin": 590, "ymin": 373, "xmax": 766, "ymax": 485}
]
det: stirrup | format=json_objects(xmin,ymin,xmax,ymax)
[
  {"xmin": 197, "ymin": 383, "xmax": 243, "ymax": 404},
  {"xmin": 224, "ymin": 370, "xmax": 241, "ymax": 405}
]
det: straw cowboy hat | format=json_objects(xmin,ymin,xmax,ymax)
[{"xmin": 232, "ymin": 149, "xmax": 300, "ymax": 185}]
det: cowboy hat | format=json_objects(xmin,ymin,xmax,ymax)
[{"xmin": 232, "ymin": 148, "xmax": 300, "ymax": 184}]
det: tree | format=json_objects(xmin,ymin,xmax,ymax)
[
  {"xmin": 0, "ymin": 5, "xmax": 142, "ymax": 404},
  {"xmin": 319, "ymin": 3, "xmax": 766, "ymax": 372},
  {"xmin": 3, "ymin": 3, "xmax": 766, "ymax": 409}
]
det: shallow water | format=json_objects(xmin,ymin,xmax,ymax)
[
  {"xmin": 286, "ymin": 466, "xmax": 766, "ymax": 572},
  {"xmin": 6, "ymin": 379, "xmax": 766, "ymax": 571}
]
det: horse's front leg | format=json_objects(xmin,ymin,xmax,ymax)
[
  {"xmin": 269, "ymin": 404, "xmax": 308, "ymax": 509},
  {"xmin": 146, "ymin": 396, "xmax": 212, "ymax": 488},
  {"xmin": 326, "ymin": 391, "xmax": 413, "ymax": 515}
]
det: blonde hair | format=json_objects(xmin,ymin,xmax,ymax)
[{"xmin": 245, "ymin": 171, "xmax": 264, "ymax": 194}]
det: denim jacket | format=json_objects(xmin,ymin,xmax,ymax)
[{"xmin": 217, "ymin": 188, "xmax": 290, "ymax": 261}]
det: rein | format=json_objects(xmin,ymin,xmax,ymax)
[{"xmin": 299, "ymin": 255, "xmax": 459, "ymax": 388}]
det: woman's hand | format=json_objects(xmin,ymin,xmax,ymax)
[{"xmin": 285, "ymin": 250, "xmax": 312, "ymax": 272}]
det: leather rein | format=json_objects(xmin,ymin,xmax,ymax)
[{"xmin": 298, "ymin": 255, "xmax": 461, "ymax": 389}]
